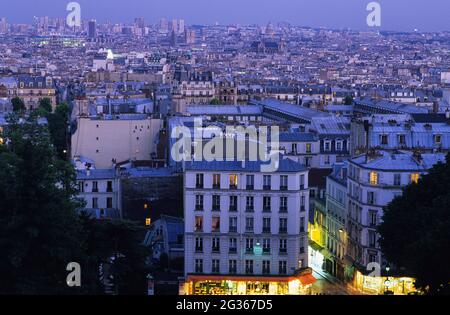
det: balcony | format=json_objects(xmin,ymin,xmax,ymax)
[
  {"xmin": 279, "ymin": 206, "xmax": 288, "ymax": 213},
  {"xmin": 246, "ymin": 185, "xmax": 254, "ymax": 190},
  {"xmin": 263, "ymin": 206, "xmax": 271, "ymax": 212},
  {"xmin": 212, "ymin": 184, "xmax": 220, "ymax": 190},
  {"xmin": 263, "ymin": 185, "xmax": 271, "ymax": 191},
  {"xmin": 279, "ymin": 228, "xmax": 287, "ymax": 234},
  {"xmin": 195, "ymin": 247, "xmax": 203, "ymax": 253},
  {"xmin": 229, "ymin": 248, "xmax": 237, "ymax": 254},
  {"xmin": 263, "ymin": 248, "xmax": 271, "ymax": 254},
  {"xmin": 212, "ymin": 205, "xmax": 221, "ymax": 211},
  {"xmin": 212, "ymin": 247, "xmax": 220, "ymax": 253},
  {"xmin": 229, "ymin": 185, "xmax": 237, "ymax": 190},
  {"xmin": 229, "ymin": 226, "xmax": 237, "ymax": 233},
  {"xmin": 246, "ymin": 206, "xmax": 254, "ymax": 212},
  {"xmin": 245, "ymin": 227, "xmax": 254, "ymax": 233},
  {"xmin": 229, "ymin": 205, "xmax": 237, "ymax": 212},
  {"xmin": 196, "ymin": 184, "xmax": 204, "ymax": 189},
  {"xmin": 195, "ymin": 205, "xmax": 204, "ymax": 211},
  {"xmin": 262, "ymin": 227, "xmax": 271, "ymax": 234},
  {"xmin": 279, "ymin": 249, "xmax": 287, "ymax": 255},
  {"xmin": 245, "ymin": 248, "xmax": 254, "ymax": 254},
  {"xmin": 280, "ymin": 186, "xmax": 288, "ymax": 191}
]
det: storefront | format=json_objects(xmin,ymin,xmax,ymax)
[
  {"xmin": 182, "ymin": 273, "xmax": 316, "ymax": 295},
  {"xmin": 353, "ymin": 270, "xmax": 418, "ymax": 295}
]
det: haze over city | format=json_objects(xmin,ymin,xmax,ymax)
[{"xmin": 1, "ymin": 0, "xmax": 449, "ymax": 32}]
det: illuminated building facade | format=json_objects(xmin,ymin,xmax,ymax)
[
  {"xmin": 182, "ymin": 159, "xmax": 314, "ymax": 295},
  {"xmin": 346, "ymin": 150, "xmax": 445, "ymax": 293}
]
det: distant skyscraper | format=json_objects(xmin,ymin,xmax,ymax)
[
  {"xmin": 0, "ymin": 18, "xmax": 7, "ymax": 34},
  {"xmin": 88, "ymin": 20, "xmax": 97, "ymax": 38},
  {"xmin": 135, "ymin": 17, "xmax": 145, "ymax": 28},
  {"xmin": 170, "ymin": 30, "xmax": 177, "ymax": 47},
  {"xmin": 159, "ymin": 18, "xmax": 168, "ymax": 32},
  {"xmin": 171, "ymin": 19, "xmax": 178, "ymax": 33},
  {"xmin": 179, "ymin": 19, "xmax": 185, "ymax": 34}
]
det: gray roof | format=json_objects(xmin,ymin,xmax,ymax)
[
  {"xmin": 350, "ymin": 151, "xmax": 446, "ymax": 171},
  {"xmin": 186, "ymin": 105, "xmax": 262, "ymax": 116},
  {"xmin": 76, "ymin": 169, "xmax": 116, "ymax": 180},
  {"xmin": 279, "ymin": 132, "xmax": 317, "ymax": 142},
  {"xmin": 185, "ymin": 156, "xmax": 306, "ymax": 173}
]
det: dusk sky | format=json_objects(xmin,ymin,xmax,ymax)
[{"xmin": 1, "ymin": 0, "xmax": 449, "ymax": 32}]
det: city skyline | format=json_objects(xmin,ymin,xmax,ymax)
[{"xmin": 0, "ymin": 0, "xmax": 450, "ymax": 32}]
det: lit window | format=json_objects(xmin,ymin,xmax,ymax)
[
  {"xmin": 145, "ymin": 218, "xmax": 151, "ymax": 226},
  {"xmin": 229, "ymin": 174, "xmax": 238, "ymax": 188},
  {"xmin": 369, "ymin": 172, "xmax": 378, "ymax": 185},
  {"xmin": 411, "ymin": 173, "xmax": 420, "ymax": 184}
]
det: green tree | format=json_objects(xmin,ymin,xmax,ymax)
[
  {"xmin": 378, "ymin": 155, "xmax": 450, "ymax": 295},
  {"xmin": 0, "ymin": 114, "xmax": 86, "ymax": 294},
  {"xmin": 344, "ymin": 95, "xmax": 354, "ymax": 105},
  {"xmin": 39, "ymin": 98, "xmax": 53, "ymax": 113},
  {"xmin": 11, "ymin": 97, "xmax": 25, "ymax": 112},
  {"xmin": 210, "ymin": 98, "xmax": 221, "ymax": 105},
  {"xmin": 47, "ymin": 103, "xmax": 70, "ymax": 159}
]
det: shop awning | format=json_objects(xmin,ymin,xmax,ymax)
[{"xmin": 298, "ymin": 274, "xmax": 317, "ymax": 286}]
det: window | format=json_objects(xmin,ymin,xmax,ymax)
[
  {"xmin": 380, "ymin": 135, "xmax": 388, "ymax": 145},
  {"xmin": 291, "ymin": 143, "xmax": 297, "ymax": 154},
  {"xmin": 195, "ymin": 216, "xmax": 203, "ymax": 232},
  {"xmin": 78, "ymin": 181, "xmax": 84, "ymax": 193},
  {"xmin": 369, "ymin": 231, "xmax": 377, "ymax": 248},
  {"xmin": 92, "ymin": 181, "xmax": 98, "ymax": 192},
  {"xmin": 263, "ymin": 196, "xmax": 271, "ymax": 212},
  {"xmin": 229, "ymin": 195, "xmax": 237, "ymax": 212},
  {"xmin": 229, "ymin": 174, "xmax": 238, "ymax": 189},
  {"xmin": 411, "ymin": 173, "xmax": 420, "ymax": 184},
  {"xmin": 263, "ymin": 218, "xmax": 271, "ymax": 233},
  {"xmin": 300, "ymin": 174, "xmax": 305, "ymax": 189},
  {"xmin": 394, "ymin": 174, "xmax": 401, "ymax": 186},
  {"xmin": 213, "ymin": 174, "xmax": 221, "ymax": 189},
  {"xmin": 306, "ymin": 143, "xmax": 312, "ymax": 154},
  {"xmin": 212, "ymin": 195, "xmax": 220, "ymax": 211},
  {"xmin": 246, "ymin": 196, "xmax": 254, "ymax": 212},
  {"xmin": 106, "ymin": 197, "xmax": 113, "ymax": 209},
  {"xmin": 279, "ymin": 239, "xmax": 287, "ymax": 254},
  {"xmin": 195, "ymin": 259, "xmax": 203, "ymax": 273},
  {"xmin": 107, "ymin": 181, "xmax": 113, "ymax": 192},
  {"xmin": 229, "ymin": 260, "xmax": 237, "ymax": 274},
  {"xmin": 336, "ymin": 140, "xmax": 343, "ymax": 151},
  {"xmin": 212, "ymin": 217, "xmax": 220, "ymax": 232},
  {"xmin": 212, "ymin": 237, "xmax": 220, "ymax": 252},
  {"xmin": 246, "ymin": 175, "xmax": 254, "ymax": 190},
  {"xmin": 297, "ymin": 216, "xmax": 305, "ymax": 234},
  {"xmin": 305, "ymin": 157, "xmax": 311, "ymax": 167},
  {"xmin": 229, "ymin": 238, "xmax": 237, "ymax": 253},
  {"xmin": 245, "ymin": 217, "xmax": 254, "ymax": 232},
  {"xmin": 369, "ymin": 171, "xmax": 378, "ymax": 185},
  {"xmin": 300, "ymin": 196, "xmax": 306, "ymax": 212},
  {"xmin": 398, "ymin": 134, "xmax": 406, "ymax": 145},
  {"xmin": 246, "ymin": 238, "xmax": 254, "ymax": 253},
  {"xmin": 324, "ymin": 140, "xmax": 331, "ymax": 151},
  {"xmin": 280, "ymin": 175, "xmax": 288, "ymax": 190},
  {"xmin": 245, "ymin": 260, "xmax": 254, "ymax": 274},
  {"xmin": 279, "ymin": 261, "xmax": 287, "ymax": 275},
  {"xmin": 263, "ymin": 175, "xmax": 271, "ymax": 190},
  {"xmin": 92, "ymin": 197, "xmax": 98, "ymax": 208},
  {"xmin": 367, "ymin": 191, "xmax": 376, "ymax": 205},
  {"xmin": 212, "ymin": 259, "xmax": 220, "ymax": 273},
  {"xmin": 279, "ymin": 218, "xmax": 288, "ymax": 234},
  {"xmin": 195, "ymin": 195, "xmax": 204, "ymax": 211},
  {"xmin": 369, "ymin": 210, "xmax": 377, "ymax": 227},
  {"xmin": 324, "ymin": 155, "xmax": 331, "ymax": 165},
  {"xmin": 263, "ymin": 238, "xmax": 271, "ymax": 253},
  {"xmin": 195, "ymin": 237, "xmax": 203, "ymax": 252},
  {"xmin": 229, "ymin": 217, "xmax": 237, "ymax": 233},
  {"xmin": 434, "ymin": 134, "xmax": 442, "ymax": 144},
  {"xmin": 280, "ymin": 197, "xmax": 288, "ymax": 212},
  {"xmin": 262, "ymin": 261, "xmax": 271, "ymax": 274},
  {"xmin": 196, "ymin": 174, "xmax": 204, "ymax": 188}
]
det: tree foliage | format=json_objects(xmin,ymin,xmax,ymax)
[
  {"xmin": 378, "ymin": 154, "xmax": 450, "ymax": 295},
  {"xmin": 0, "ymin": 115, "xmax": 149, "ymax": 294},
  {"xmin": 11, "ymin": 97, "xmax": 25, "ymax": 112}
]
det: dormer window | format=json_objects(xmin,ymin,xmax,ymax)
[
  {"xmin": 324, "ymin": 140, "xmax": 331, "ymax": 151},
  {"xmin": 380, "ymin": 135, "xmax": 388, "ymax": 145},
  {"xmin": 434, "ymin": 134, "xmax": 442, "ymax": 144}
]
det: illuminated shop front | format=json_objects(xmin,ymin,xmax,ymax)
[
  {"xmin": 182, "ymin": 273, "xmax": 316, "ymax": 295},
  {"xmin": 353, "ymin": 270, "xmax": 419, "ymax": 295}
]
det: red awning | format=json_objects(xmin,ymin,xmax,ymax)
[{"xmin": 298, "ymin": 274, "xmax": 317, "ymax": 286}]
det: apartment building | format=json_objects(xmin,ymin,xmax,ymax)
[{"xmin": 182, "ymin": 159, "xmax": 315, "ymax": 295}]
